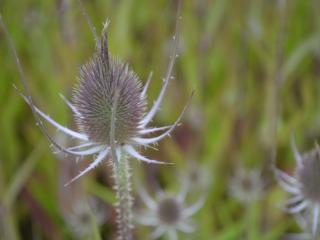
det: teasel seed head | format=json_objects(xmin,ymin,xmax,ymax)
[{"xmin": 73, "ymin": 27, "xmax": 146, "ymax": 144}]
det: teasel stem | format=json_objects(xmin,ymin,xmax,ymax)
[
  {"xmin": 112, "ymin": 152, "xmax": 133, "ymax": 240},
  {"xmin": 109, "ymin": 90, "xmax": 133, "ymax": 240}
]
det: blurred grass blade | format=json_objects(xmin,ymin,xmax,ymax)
[
  {"xmin": 2, "ymin": 141, "xmax": 46, "ymax": 207},
  {"xmin": 215, "ymin": 222, "xmax": 245, "ymax": 240},
  {"xmin": 283, "ymin": 33, "xmax": 320, "ymax": 81},
  {"xmin": 86, "ymin": 180, "xmax": 116, "ymax": 205},
  {"xmin": 89, "ymin": 204, "xmax": 102, "ymax": 240}
]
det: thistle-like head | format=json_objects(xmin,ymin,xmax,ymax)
[
  {"xmin": 73, "ymin": 24, "xmax": 146, "ymax": 144},
  {"xmin": 297, "ymin": 145, "xmax": 320, "ymax": 203}
]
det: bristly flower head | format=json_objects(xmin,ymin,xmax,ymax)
[
  {"xmin": 73, "ymin": 26, "xmax": 146, "ymax": 144},
  {"xmin": 276, "ymin": 139, "xmax": 320, "ymax": 237},
  {"xmin": 229, "ymin": 166, "xmax": 264, "ymax": 204},
  {"xmin": 4, "ymin": 12, "xmax": 190, "ymax": 186},
  {"xmin": 136, "ymin": 184, "xmax": 205, "ymax": 240}
]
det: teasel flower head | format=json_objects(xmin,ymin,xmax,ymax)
[
  {"xmin": 276, "ymin": 138, "xmax": 320, "ymax": 237},
  {"xmin": 73, "ymin": 28, "xmax": 146, "ymax": 144},
  {"xmin": 1, "ymin": 8, "xmax": 191, "ymax": 186},
  {"xmin": 136, "ymin": 184, "xmax": 205, "ymax": 240},
  {"xmin": 229, "ymin": 166, "xmax": 264, "ymax": 204}
]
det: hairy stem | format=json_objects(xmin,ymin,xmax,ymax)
[
  {"xmin": 109, "ymin": 89, "xmax": 133, "ymax": 239},
  {"xmin": 112, "ymin": 152, "xmax": 133, "ymax": 240}
]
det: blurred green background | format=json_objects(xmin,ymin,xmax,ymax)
[{"xmin": 1, "ymin": 0, "xmax": 320, "ymax": 239}]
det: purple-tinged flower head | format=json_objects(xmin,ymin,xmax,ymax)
[
  {"xmin": 73, "ymin": 27, "xmax": 146, "ymax": 144},
  {"xmin": 276, "ymin": 139, "xmax": 320, "ymax": 237}
]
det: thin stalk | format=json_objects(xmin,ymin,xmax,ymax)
[
  {"xmin": 245, "ymin": 201, "xmax": 260, "ymax": 240},
  {"xmin": 267, "ymin": 0, "xmax": 286, "ymax": 171},
  {"xmin": 112, "ymin": 153, "xmax": 133, "ymax": 240},
  {"xmin": 0, "ymin": 169, "xmax": 19, "ymax": 240},
  {"xmin": 109, "ymin": 89, "xmax": 133, "ymax": 240}
]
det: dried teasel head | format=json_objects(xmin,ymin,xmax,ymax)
[{"xmin": 73, "ymin": 23, "xmax": 146, "ymax": 144}]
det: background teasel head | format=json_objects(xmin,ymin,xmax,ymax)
[
  {"xmin": 65, "ymin": 197, "xmax": 107, "ymax": 238},
  {"xmin": 276, "ymin": 140, "xmax": 320, "ymax": 237},
  {"xmin": 296, "ymin": 145, "xmax": 320, "ymax": 203},
  {"xmin": 136, "ymin": 183, "xmax": 205, "ymax": 240},
  {"xmin": 229, "ymin": 165, "xmax": 265, "ymax": 204},
  {"xmin": 178, "ymin": 162, "xmax": 211, "ymax": 193}
]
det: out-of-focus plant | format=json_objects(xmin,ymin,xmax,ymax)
[{"xmin": 136, "ymin": 184, "xmax": 205, "ymax": 240}]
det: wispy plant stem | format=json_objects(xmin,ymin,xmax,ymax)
[
  {"xmin": 266, "ymin": 0, "xmax": 286, "ymax": 170},
  {"xmin": 112, "ymin": 153, "xmax": 133, "ymax": 240}
]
